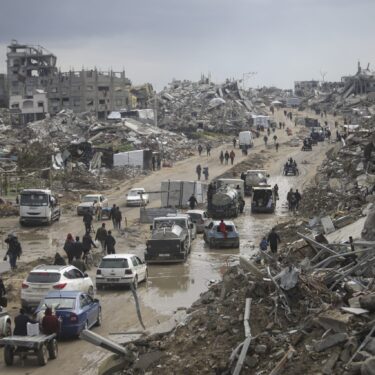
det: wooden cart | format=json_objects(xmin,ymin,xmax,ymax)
[{"xmin": 0, "ymin": 334, "xmax": 57, "ymax": 366}]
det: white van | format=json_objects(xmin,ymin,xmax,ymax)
[{"xmin": 239, "ymin": 131, "xmax": 254, "ymax": 149}]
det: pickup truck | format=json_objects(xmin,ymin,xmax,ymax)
[{"xmin": 77, "ymin": 194, "xmax": 108, "ymax": 216}]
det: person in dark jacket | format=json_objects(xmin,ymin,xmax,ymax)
[
  {"xmin": 82, "ymin": 231, "xmax": 97, "ymax": 256},
  {"xmin": 71, "ymin": 236, "xmax": 85, "ymax": 260},
  {"xmin": 114, "ymin": 207, "xmax": 123, "ymax": 230},
  {"xmin": 14, "ymin": 309, "xmax": 36, "ymax": 336},
  {"xmin": 53, "ymin": 252, "xmax": 66, "ymax": 266},
  {"xmin": 294, "ymin": 189, "xmax": 302, "ymax": 210},
  {"xmin": 42, "ymin": 307, "xmax": 60, "ymax": 335},
  {"xmin": 224, "ymin": 151, "xmax": 229, "ymax": 165},
  {"xmin": 196, "ymin": 164, "xmax": 202, "ymax": 180},
  {"xmin": 0, "ymin": 276, "xmax": 6, "ymax": 302},
  {"xmin": 83, "ymin": 211, "xmax": 93, "ymax": 233},
  {"xmin": 95, "ymin": 223, "xmax": 108, "ymax": 254},
  {"xmin": 63, "ymin": 233, "xmax": 75, "ymax": 264},
  {"xmin": 109, "ymin": 204, "xmax": 117, "ymax": 229},
  {"xmin": 5, "ymin": 234, "xmax": 22, "ymax": 270},
  {"xmin": 267, "ymin": 228, "xmax": 281, "ymax": 253},
  {"xmin": 188, "ymin": 194, "xmax": 198, "ymax": 210},
  {"xmin": 105, "ymin": 231, "xmax": 116, "ymax": 254}
]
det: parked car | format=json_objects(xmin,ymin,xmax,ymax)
[
  {"xmin": 203, "ymin": 220, "xmax": 240, "ymax": 248},
  {"xmin": 0, "ymin": 308, "xmax": 12, "ymax": 337},
  {"xmin": 96, "ymin": 254, "xmax": 148, "ymax": 289},
  {"xmin": 35, "ymin": 291, "xmax": 101, "ymax": 338},
  {"xmin": 186, "ymin": 210, "xmax": 210, "ymax": 233},
  {"xmin": 77, "ymin": 194, "xmax": 108, "ymax": 216},
  {"xmin": 21, "ymin": 265, "xmax": 95, "ymax": 309},
  {"xmin": 125, "ymin": 188, "xmax": 149, "ymax": 207}
]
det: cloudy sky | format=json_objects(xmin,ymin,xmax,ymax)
[{"xmin": 0, "ymin": 0, "xmax": 374, "ymax": 90}]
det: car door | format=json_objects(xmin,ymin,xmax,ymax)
[
  {"xmin": 83, "ymin": 294, "xmax": 97, "ymax": 327},
  {"xmin": 135, "ymin": 256, "xmax": 146, "ymax": 281},
  {"xmin": 131, "ymin": 256, "xmax": 140, "ymax": 280}
]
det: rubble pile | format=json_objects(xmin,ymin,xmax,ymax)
[
  {"xmin": 157, "ymin": 78, "xmax": 265, "ymax": 134},
  {"xmin": 300, "ymin": 121, "xmax": 375, "ymax": 218},
  {"xmin": 117, "ymin": 228, "xmax": 375, "ymax": 375}
]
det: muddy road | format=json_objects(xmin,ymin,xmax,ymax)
[{"xmin": 0, "ymin": 108, "xmax": 336, "ymax": 374}]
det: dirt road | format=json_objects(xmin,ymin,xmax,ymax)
[{"xmin": 0, "ymin": 108, "xmax": 337, "ymax": 374}]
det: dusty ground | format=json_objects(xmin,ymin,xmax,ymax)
[{"xmin": 0, "ymin": 107, "xmax": 339, "ymax": 374}]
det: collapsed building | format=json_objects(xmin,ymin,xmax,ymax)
[
  {"xmin": 342, "ymin": 62, "xmax": 375, "ymax": 99},
  {"xmin": 6, "ymin": 40, "xmax": 153, "ymax": 123}
]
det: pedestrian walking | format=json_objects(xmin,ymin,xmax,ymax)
[
  {"xmin": 203, "ymin": 167, "xmax": 209, "ymax": 181},
  {"xmin": 198, "ymin": 144, "xmax": 203, "ymax": 156},
  {"xmin": 267, "ymin": 228, "xmax": 281, "ymax": 253},
  {"xmin": 263, "ymin": 135, "xmax": 268, "ymax": 146},
  {"xmin": 4, "ymin": 234, "xmax": 22, "ymax": 271},
  {"xmin": 71, "ymin": 236, "xmax": 85, "ymax": 260},
  {"xmin": 206, "ymin": 144, "xmax": 211, "ymax": 156},
  {"xmin": 233, "ymin": 137, "xmax": 236, "ymax": 148},
  {"xmin": 219, "ymin": 151, "xmax": 224, "ymax": 165},
  {"xmin": 83, "ymin": 211, "xmax": 93, "ymax": 233},
  {"xmin": 63, "ymin": 233, "xmax": 75, "ymax": 263},
  {"xmin": 95, "ymin": 223, "xmax": 108, "ymax": 254},
  {"xmin": 259, "ymin": 237, "xmax": 268, "ymax": 251},
  {"xmin": 229, "ymin": 150, "xmax": 235, "ymax": 165},
  {"xmin": 267, "ymin": 128, "xmax": 270, "ymax": 136},
  {"xmin": 224, "ymin": 151, "xmax": 229, "ymax": 165},
  {"xmin": 109, "ymin": 204, "xmax": 117, "ymax": 229},
  {"xmin": 273, "ymin": 135, "xmax": 277, "ymax": 144},
  {"xmin": 196, "ymin": 164, "xmax": 202, "ymax": 180},
  {"xmin": 114, "ymin": 207, "xmax": 123, "ymax": 231},
  {"xmin": 105, "ymin": 231, "xmax": 116, "ymax": 254},
  {"xmin": 152, "ymin": 155, "xmax": 156, "ymax": 171},
  {"xmin": 273, "ymin": 184, "xmax": 279, "ymax": 200},
  {"xmin": 275, "ymin": 142, "xmax": 279, "ymax": 152},
  {"xmin": 286, "ymin": 188, "xmax": 294, "ymax": 211},
  {"xmin": 83, "ymin": 231, "xmax": 97, "ymax": 257},
  {"xmin": 295, "ymin": 189, "xmax": 302, "ymax": 210},
  {"xmin": 93, "ymin": 200, "xmax": 102, "ymax": 221},
  {"xmin": 188, "ymin": 194, "xmax": 198, "ymax": 209}
]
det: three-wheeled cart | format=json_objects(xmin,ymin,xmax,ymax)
[{"xmin": 0, "ymin": 334, "xmax": 58, "ymax": 366}]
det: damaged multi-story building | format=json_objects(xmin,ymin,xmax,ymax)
[
  {"xmin": 6, "ymin": 40, "xmax": 151, "ymax": 124},
  {"xmin": 294, "ymin": 80, "xmax": 319, "ymax": 97},
  {"xmin": 341, "ymin": 62, "xmax": 375, "ymax": 98}
]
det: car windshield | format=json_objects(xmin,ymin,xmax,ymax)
[
  {"xmin": 27, "ymin": 272, "xmax": 61, "ymax": 283},
  {"xmin": 155, "ymin": 219, "xmax": 187, "ymax": 228},
  {"xmin": 188, "ymin": 213, "xmax": 202, "ymax": 220},
  {"xmin": 43, "ymin": 298, "xmax": 76, "ymax": 310},
  {"xmin": 20, "ymin": 193, "xmax": 48, "ymax": 207},
  {"xmin": 99, "ymin": 259, "xmax": 129, "ymax": 269},
  {"xmin": 82, "ymin": 196, "xmax": 98, "ymax": 202},
  {"xmin": 129, "ymin": 190, "xmax": 144, "ymax": 197}
]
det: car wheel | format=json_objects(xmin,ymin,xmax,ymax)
[
  {"xmin": 48, "ymin": 339, "xmax": 58, "ymax": 360},
  {"xmin": 209, "ymin": 239, "xmax": 214, "ymax": 249},
  {"xmin": 133, "ymin": 276, "xmax": 138, "ymax": 289},
  {"xmin": 4, "ymin": 345, "xmax": 14, "ymax": 366},
  {"xmin": 95, "ymin": 308, "xmax": 102, "ymax": 327},
  {"xmin": 235, "ymin": 240, "xmax": 240, "ymax": 249},
  {"xmin": 88, "ymin": 286, "xmax": 94, "ymax": 297},
  {"xmin": 37, "ymin": 344, "xmax": 49, "ymax": 366}
]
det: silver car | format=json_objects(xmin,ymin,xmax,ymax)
[{"xmin": 186, "ymin": 210, "xmax": 210, "ymax": 233}]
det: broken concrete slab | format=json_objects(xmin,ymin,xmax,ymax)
[
  {"xmin": 317, "ymin": 310, "xmax": 352, "ymax": 333},
  {"xmin": 314, "ymin": 333, "xmax": 349, "ymax": 352}
]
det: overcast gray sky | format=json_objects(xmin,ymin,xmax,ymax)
[{"xmin": 0, "ymin": 0, "xmax": 374, "ymax": 90}]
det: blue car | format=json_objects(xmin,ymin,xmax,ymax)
[
  {"xmin": 36, "ymin": 291, "xmax": 101, "ymax": 338},
  {"xmin": 203, "ymin": 220, "xmax": 240, "ymax": 248}
]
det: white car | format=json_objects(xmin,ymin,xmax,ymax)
[
  {"xmin": 21, "ymin": 265, "xmax": 95, "ymax": 309},
  {"xmin": 96, "ymin": 254, "xmax": 148, "ymax": 289},
  {"xmin": 186, "ymin": 210, "xmax": 210, "ymax": 233},
  {"xmin": 0, "ymin": 308, "xmax": 11, "ymax": 337},
  {"xmin": 77, "ymin": 194, "xmax": 108, "ymax": 215},
  {"xmin": 125, "ymin": 188, "xmax": 149, "ymax": 207}
]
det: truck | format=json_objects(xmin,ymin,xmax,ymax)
[
  {"xmin": 145, "ymin": 223, "xmax": 190, "ymax": 263},
  {"xmin": 207, "ymin": 183, "xmax": 241, "ymax": 219},
  {"xmin": 244, "ymin": 170, "xmax": 269, "ymax": 196},
  {"xmin": 239, "ymin": 131, "xmax": 254, "ymax": 151},
  {"xmin": 19, "ymin": 189, "xmax": 61, "ymax": 226}
]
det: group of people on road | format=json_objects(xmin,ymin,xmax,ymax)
[
  {"xmin": 219, "ymin": 150, "xmax": 235, "ymax": 165},
  {"xmin": 197, "ymin": 144, "xmax": 212, "ymax": 156},
  {"xmin": 286, "ymin": 188, "xmax": 302, "ymax": 211},
  {"xmin": 196, "ymin": 164, "xmax": 209, "ymax": 181},
  {"xmin": 259, "ymin": 227, "xmax": 281, "ymax": 254}
]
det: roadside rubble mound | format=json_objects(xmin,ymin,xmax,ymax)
[{"xmin": 117, "ymin": 223, "xmax": 375, "ymax": 375}]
